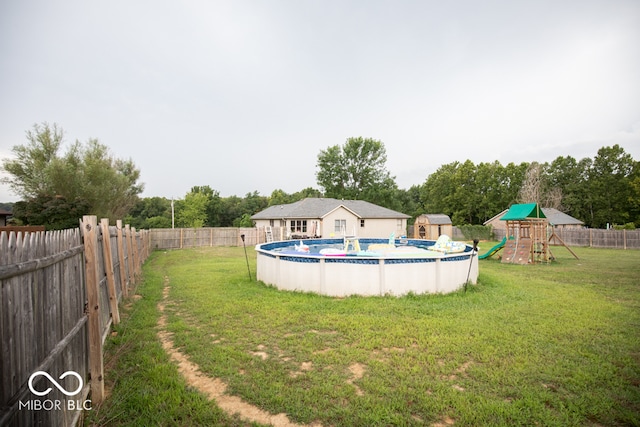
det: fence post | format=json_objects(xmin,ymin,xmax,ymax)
[
  {"xmin": 81, "ymin": 215, "xmax": 105, "ymax": 403},
  {"xmin": 100, "ymin": 219, "xmax": 120, "ymax": 325},
  {"xmin": 116, "ymin": 220, "xmax": 128, "ymax": 297}
]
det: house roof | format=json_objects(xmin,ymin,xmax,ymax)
[
  {"xmin": 417, "ymin": 214, "xmax": 452, "ymax": 225},
  {"xmin": 0, "ymin": 209, "xmax": 12, "ymax": 216},
  {"xmin": 483, "ymin": 209, "xmax": 508, "ymax": 225},
  {"xmin": 540, "ymin": 208, "xmax": 584, "ymax": 226},
  {"xmin": 501, "ymin": 203, "xmax": 546, "ymax": 221},
  {"xmin": 251, "ymin": 198, "xmax": 411, "ymax": 220}
]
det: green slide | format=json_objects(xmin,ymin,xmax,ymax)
[{"xmin": 478, "ymin": 237, "xmax": 507, "ymax": 259}]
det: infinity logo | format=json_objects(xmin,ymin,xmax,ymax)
[{"xmin": 28, "ymin": 371, "xmax": 83, "ymax": 397}]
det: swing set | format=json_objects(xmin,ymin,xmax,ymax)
[{"xmin": 500, "ymin": 203, "xmax": 578, "ymax": 264}]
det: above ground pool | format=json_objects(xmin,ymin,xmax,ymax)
[{"xmin": 255, "ymin": 238, "xmax": 478, "ymax": 297}]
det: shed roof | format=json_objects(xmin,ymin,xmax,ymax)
[
  {"xmin": 417, "ymin": 214, "xmax": 452, "ymax": 225},
  {"xmin": 500, "ymin": 203, "xmax": 546, "ymax": 221},
  {"xmin": 251, "ymin": 198, "xmax": 410, "ymax": 220}
]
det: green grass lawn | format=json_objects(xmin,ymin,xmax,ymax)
[{"xmin": 86, "ymin": 244, "xmax": 640, "ymax": 426}]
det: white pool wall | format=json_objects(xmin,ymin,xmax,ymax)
[{"xmin": 255, "ymin": 238, "xmax": 478, "ymax": 297}]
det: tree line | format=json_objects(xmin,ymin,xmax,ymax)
[
  {"xmin": 126, "ymin": 140, "xmax": 639, "ymax": 230},
  {"xmin": 418, "ymin": 145, "xmax": 639, "ymax": 229},
  {"xmin": 2, "ymin": 125, "xmax": 638, "ymax": 230}
]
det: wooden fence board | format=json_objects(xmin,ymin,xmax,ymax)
[
  {"xmin": 116, "ymin": 220, "xmax": 128, "ymax": 298},
  {"xmin": 108, "ymin": 226, "xmax": 123, "ymax": 301},
  {"xmin": 125, "ymin": 224, "xmax": 135, "ymax": 289},
  {"xmin": 101, "ymin": 219, "xmax": 120, "ymax": 325},
  {"xmin": 82, "ymin": 215, "xmax": 105, "ymax": 404}
]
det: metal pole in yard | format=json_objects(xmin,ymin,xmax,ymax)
[
  {"xmin": 465, "ymin": 239, "xmax": 479, "ymax": 292},
  {"xmin": 240, "ymin": 234, "xmax": 252, "ymax": 281}
]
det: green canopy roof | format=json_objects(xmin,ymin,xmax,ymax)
[{"xmin": 500, "ymin": 203, "xmax": 547, "ymax": 221}]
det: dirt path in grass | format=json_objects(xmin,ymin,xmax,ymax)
[{"xmin": 157, "ymin": 276, "xmax": 321, "ymax": 427}]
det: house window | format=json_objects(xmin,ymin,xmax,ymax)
[
  {"xmin": 269, "ymin": 219, "xmax": 274, "ymax": 227},
  {"xmin": 335, "ymin": 219, "xmax": 346, "ymax": 233},
  {"xmin": 360, "ymin": 219, "xmax": 365, "ymax": 228},
  {"xmin": 290, "ymin": 220, "xmax": 307, "ymax": 233}
]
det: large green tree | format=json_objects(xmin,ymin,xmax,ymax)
[
  {"xmin": 57, "ymin": 138, "xmax": 143, "ymax": 219},
  {"xmin": 175, "ymin": 190, "xmax": 209, "ymax": 228},
  {"xmin": 1, "ymin": 122, "xmax": 144, "ymax": 225},
  {"xmin": 2, "ymin": 122, "xmax": 64, "ymax": 198},
  {"xmin": 630, "ymin": 162, "xmax": 640, "ymax": 225},
  {"xmin": 316, "ymin": 137, "xmax": 398, "ymax": 207},
  {"xmin": 125, "ymin": 196, "xmax": 172, "ymax": 229},
  {"xmin": 587, "ymin": 144, "xmax": 636, "ymax": 228},
  {"xmin": 543, "ymin": 155, "xmax": 591, "ymax": 219},
  {"xmin": 12, "ymin": 194, "xmax": 90, "ymax": 230},
  {"xmin": 189, "ymin": 185, "xmax": 223, "ymax": 226}
]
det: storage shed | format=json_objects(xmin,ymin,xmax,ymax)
[{"xmin": 414, "ymin": 214, "xmax": 453, "ymax": 240}]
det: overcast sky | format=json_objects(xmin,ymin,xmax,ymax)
[{"xmin": 1, "ymin": 0, "xmax": 639, "ymax": 202}]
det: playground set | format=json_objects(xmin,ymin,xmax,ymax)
[{"xmin": 478, "ymin": 203, "xmax": 578, "ymax": 264}]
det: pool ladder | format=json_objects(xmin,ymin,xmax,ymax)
[{"xmin": 344, "ymin": 236, "xmax": 361, "ymax": 252}]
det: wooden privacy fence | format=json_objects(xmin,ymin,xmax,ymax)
[
  {"xmin": 492, "ymin": 228, "xmax": 640, "ymax": 250},
  {"xmin": 150, "ymin": 227, "xmax": 264, "ymax": 249},
  {"xmin": 151, "ymin": 226, "xmax": 640, "ymax": 250},
  {"xmin": 0, "ymin": 216, "xmax": 150, "ymax": 427}
]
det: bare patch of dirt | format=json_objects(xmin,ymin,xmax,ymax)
[
  {"xmin": 157, "ymin": 276, "xmax": 321, "ymax": 427},
  {"xmin": 455, "ymin": 361, "xmax": 473, "ymax": 375},
  {"xmin": 290, "ymin": 361, "xmax": 314, "ymax": 378},
  {"xmin": 250, "ymin": 351, "xmax": 269, "ymax": 360},
  {"xmin": 308, "ymin": 329, "xmax": 337, "ymax": 335},
  {"xmin": 432, "ymin": 415, "xmax": 456, "ymax": 426},
  {"xmin": 441, "ymin": 360, "xmax": 474, "ymax": 381},
  {"xmin": 346, "ymin": 363, "xmax": 366, "ymax": 396},
  {"xmin": 210, "ymin": 334, "xmax": 223, "ymax": 344}
]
